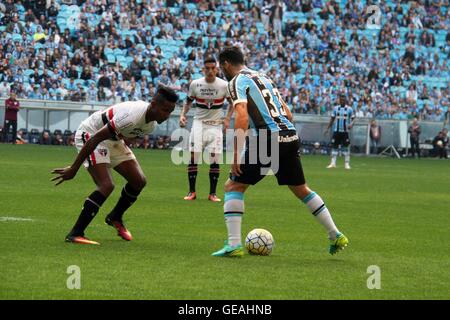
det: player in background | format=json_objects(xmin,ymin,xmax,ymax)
[
  {"xmin": 51, "ymin": 86, "xmax": 178, "ymax": 245},
  {"xmin": 325, "ymin": 93, "xmax": 355, "ymax": 169},
  {"xmin": 179, "ymin": 55, "xmax": 233, "ymax": 202},
  {"xmin": 212, "ymin": 47, "xmax": 348, "ymax": 257}
]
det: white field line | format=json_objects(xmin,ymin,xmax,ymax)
[{"xmin": 0, "ymin": 217, "xmax": 34, "ymax": 222}]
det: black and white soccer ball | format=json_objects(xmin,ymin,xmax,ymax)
[{"xmin": 245, "ymin": 228, "xmax": 274, "ymax": 256}]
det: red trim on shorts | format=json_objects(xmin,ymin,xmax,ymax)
[
  {"xmin": 85, "ymin": 132, "xmax": 97, "ymax": 166},
  {"xmin": 108, "ymin": 107, "xmax": 114, "ymax": 121},
  {"xmin": 110, "ymin": 119, "xmax": 116, "ymax": 131}
]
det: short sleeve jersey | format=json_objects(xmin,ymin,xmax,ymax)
[
  {"xmin": 79, "ymin": 100, "xmax": 156, "ymax": 139},
  {"xmin": 187, "ymin": 77, "xmax": 229, "ymax": 121}
]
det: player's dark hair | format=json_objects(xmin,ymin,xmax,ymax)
[
  {"xmin": 156, "ymin": 85, "xmax": 179, "ymax": 103},
  {"xmin": 204, "ymin": 55, "xmax": 217, "ymax": 65},
  {"xmin": 218, "ymin": 47, "xmax": 245, "ymax": 66}
]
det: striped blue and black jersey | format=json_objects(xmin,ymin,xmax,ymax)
[
  {"xmin": 228, "ymin": 69, "xmax": 295, "ymax": 134},
  {"xmin": 331, "ymin": 105, "xmax": 355, "ymax": 133}
]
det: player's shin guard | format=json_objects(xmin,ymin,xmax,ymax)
[
  {"xmin": 209, "ymin": 163, "xmax": 220, "ymax": 194},
  {"xmin": 188, "ymin": 163, "xmax": 198, "ymax": 192},
  {"xmin": 224, "ymin": 192, "xmax": 244, "ymax": 246},
  {"xmin": 70, "ymin": 190, "xmax": 107, "ymax": 236},
  {"xmin": 108, "ymin": 183, "xmax": 141, "ymax": 221},
  {"xmin": 302, "ymin": 191, "xmax": 339, "ymax": 240}
]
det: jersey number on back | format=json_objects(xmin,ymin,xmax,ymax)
[{"xmin": 261, "ymin": 88, "xmax": 287, "ymax": 119}]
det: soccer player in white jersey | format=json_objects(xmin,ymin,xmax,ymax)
[
  {"xmin": 179, "ymin": 56, "xmax": 232, "ymax": 202},
  {"xmin": 51, "ymin": 86, "xmax": 179, "ymax": 245}
]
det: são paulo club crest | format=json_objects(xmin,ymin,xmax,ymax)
[
  {"xmin": 98, "ymin": 148, "xmax": 108, "ymax": 157},
  {"xmin": 206, "ymin": 99, "xmax": 215, "ymax": 109}
]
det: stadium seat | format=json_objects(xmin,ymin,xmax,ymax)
[
  {"xmin": 12, "ymin": 34, "xmax": 22, "ymax": 42},
  {"xmin": 106, "ymin": 54, "xmax": 116, "ymax": 64},
  {"xmin": 178, "ymin": 92, "xmax": 187, "ymax": 101},
  {"xmin": 186, "ymin": 3, "xmax": 197, "ymax": 11},
  {"xmin": 169, "ymin": 7, "xmax": 180, "ymax": 15},
  {"xmin": 141, "ymin": 70, "xmax": 151, "ymax": 78},
  {"xmin": 24, "ymin": 69, "xmax": 35, "ymax": 77},
  {"xmin": 68, "ymin": 5, "xmax": 81, "ymax": 14},
  {"xmin": 114, "ymin": 48, "xmax": 126, "ymax": 56}
]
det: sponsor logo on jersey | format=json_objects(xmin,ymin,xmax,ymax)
[{"xmin": 129, "ymin": 128, "xmax": 144, "ymax": 137}]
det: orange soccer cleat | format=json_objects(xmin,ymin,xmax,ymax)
[
  {"xmin": 208, "ymin": 194, "xmax": 222, "ymax": 202},
  {"xmin": 105, "ymin": 216, "xmax": 133, "ymax": 241},
  {"xmin": 183, "ymin": 192, "xmax": 197, "ymax": 200},
  {"xmin": 65, "ymin": 235, "xmax": 100, "ymax": 245}
]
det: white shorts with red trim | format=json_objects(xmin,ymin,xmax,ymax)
[
  {"xmin": 75, "ymin": 130, "xmax": 136, "ymax": 168},
  {"xmin": 189, "ymin": 119, "xmax": 223, "ymax": 154}
]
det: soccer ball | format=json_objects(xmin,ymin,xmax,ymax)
[
  {"xmin": 437, "ymin": 140, "xmax": 443, "ymax": 147},
  {"xmin": 245, "ymin": 228, "xmax": 274, "ymax": 256}
]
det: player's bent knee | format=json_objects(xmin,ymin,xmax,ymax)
[
  {"xmin": 134, "ymin": 175, "xmax": 147, "ymax": 191},
  {"xmin": 99, "ymin": 182, "xmax": 115, "ymax": 197},
  {"xmin": 224, "ymin": 179, "xmax": 247, "ymax": 193},
  {"xmin": 289, "ymin": 184, "xmax": 311, "ymax": 200}
]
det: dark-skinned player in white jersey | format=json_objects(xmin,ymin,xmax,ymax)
[{"xmin": 51, "ymin": 86, "xmax": 179, "ymax": 245}]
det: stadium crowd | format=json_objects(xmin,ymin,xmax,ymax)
[
  {"xmin": 0, "ymin": 0, "xmax": 449, "ymax": 122},
  {"xmin": 12, "ymin": 125, "xmax": 172, "ymax": 149}
]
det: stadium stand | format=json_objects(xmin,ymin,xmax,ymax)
[{"xmin": 0, "ymin": 0, "xmax": 449, "ymax": 126}]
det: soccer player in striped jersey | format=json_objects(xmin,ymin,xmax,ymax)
[
  {"xmin": 212, "ymin": 47, "xmax": 348, "ymax": 257},
  {"xmin": 51, "ymin": 86, "xmax": 178, "ymax": 245},
  {"xmin": 179, "ymin": 56, "xmax": 232, "ymax": 202},
  {"xmin": 325, "ymin": 93, "xmax": 356, "ymax": 169}
]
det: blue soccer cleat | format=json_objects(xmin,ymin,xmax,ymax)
[{"xmin": 212, "ymin": 240, "xmax": 244, "ymax": 257}]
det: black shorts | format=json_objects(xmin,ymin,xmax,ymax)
[
  {"xmin": 230, "ymin": 131, "xmax": 306, "ymax": 186},
  {"xmin": 331, "ymin": 132, "xmax": 350, "ymax": 148}
]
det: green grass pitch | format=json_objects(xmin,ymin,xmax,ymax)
[{"xmin": 0, "ymin": 144, "xmax": 449, "ymax": 299}]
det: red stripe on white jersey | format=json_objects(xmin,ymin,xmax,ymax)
[{"xmin": 196, "ymin": 97, "xmax": 225, "ymax": 105}]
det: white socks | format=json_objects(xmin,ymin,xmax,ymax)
[
  {"xmin": 302, "ymin": 191, "xmax": 339, "ymax": 240},
  {"xmin": 331, "ymin": 149, "xmax": 338, "ymax": 165},
  {"xmin": 331, "ymin": 149, "xmax": 351, "ymax": 166},
  {"xmin": 343, "ymin": 149, "xmax": 350, "ymax": 165},
  {"xmin": 224, "ymin": 192, "xmax": 244, "ymax": 246},
  {"xmin": 222, "ymin": 191, "xmax": 340, "ymax": 245}
]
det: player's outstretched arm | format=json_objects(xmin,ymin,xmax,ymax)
[
  {"xmin": 179, "ymin": 100, "xmax": 192, "ymax": 127},
  {"xmin": 223, "ymin": 97, "xmax": 235, "ymax": 130},
  {"xmin": 325, "ymin": 117, "xmax": 335, "ymax": 133},
  {"xmin": 51, "ymin": 125, "xmax": 113, "ymax": 185},
  {"xmin": 232, "ymin": 102, "xmax": 249, "ymax": 177}
]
